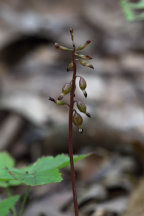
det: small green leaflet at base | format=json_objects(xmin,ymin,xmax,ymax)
[
  {"xmin": 0, "ymin": 195, "xmax": 20, "ymax": 216},
  {"xmin": 0, "ymin": 153, "xmax": 87, "ymax": 187}
]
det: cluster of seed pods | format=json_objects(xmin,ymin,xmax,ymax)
[{"xmin": 49, "ymin": 28, "xmax": 94, "ymax": 133}]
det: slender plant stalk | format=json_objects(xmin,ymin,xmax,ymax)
[
  {"xmin": 19, "ymin": 186, "xmax": 30, "ymax": 216},
  {"xmin": 50, "ymin": 28, "xmax": 93, "ymax": 216},
  {"xmin": 68, "ymin": 44, "xmax": 79, "ymax": 216},
  {"xmin": 6, "ymin": 187, "xmax": 17, "ymax": 216}
]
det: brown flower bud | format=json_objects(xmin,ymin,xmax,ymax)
[
  {"xmin": 79, "ymin": 77, "xmax": 87, "ymax": 90},
  {"xmin": 77, "ymin": 40, "xmax": 91, "ymax": 51},
  {"xmin": 67, "ymin": 62, "xmax": 73, "ymax": 71},
  {"xmin": 56, "ymin": 100, "xmax": 66, "ymax": 105},
  {"xmin": 54, "ymin": 43, "xmax": 72, "ymax": 51},
  {"xmin": 77, "ymin": 101, "xmax": 86, "ymax": 113},
  {"xmin": 73, "ymin": 112, "xmax": 83, "ymax": 128},
  {"xmin": 62, "ymin": 83, "xmax": 72, "ymax": 95}
]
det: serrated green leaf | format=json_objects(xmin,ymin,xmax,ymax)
[
  {"xmin": 0, "ymin": 195, "xmax": 19, "ymax": 216},
  {"xmin": 0, "ymin": 154, "xmax": 87, "ymax": 186},
  {"xmin": 30, "ymin": 154, "xmax": 87, "ymax": 172},
  {"xmin": 3, "ymin": 154, "xmax": 87, "ymax": 186}
]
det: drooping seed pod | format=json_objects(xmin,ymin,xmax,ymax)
[
  {"xmin": 79, "ymin": 77, "xmax": 87, "ymax": 90},
  {"xmin": 62, "ymin": 83, "xmax": 72, "ymax": 95},
  {"xmin": 54, "ymin": 43, "xmax": 72, "ymax": 51},
  {"xmin": 77, "ymin": 101, "xmax": 86, "ymax": 113},
  {"xmin": 67, "ymin": 62, "xmax": 73, "ymax": 71},
  {"xmin": 73, "ymin": 112, "xmax": 83, "ymax": 129},
  {"xmin": 79, "ymin": 59, "xmax": 94, "ymax": 69},
  {"xmin": 77, "ymin": 40, "xmax": 91, "ymax": 51},
  {"xmin": 77, "ymin": 101, "xmax": 91, "ymax": 117},
  {"xmin": 58, "ymin": 83, "xmax": 72, "ymax": 100},
  {"xmin": 79, "ymin": 59, "xmax": 87, "ymax": 67}
]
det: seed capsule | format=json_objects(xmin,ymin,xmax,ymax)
[
  {"xmin": 67, "ymin": 62, "xmax": 73, "ymax": 71},
  {"xmin": 77, "ymin": 40, "xmax": 91, "ymax": 51},
  {"xmin": 77, "ymin": 101, "xmax": 86, "ymax": 113},
  {"xmin": 79, "ymin": 59, "xmax": 94, "ymax": 69},
  {"xmin": 79, "ymin": 77, "xmax": 87, "ymax": 90},
  {"xmin": 73, "ymin": 112, "xmax": 83, "ymax": 128},
  {"xmin": 79, "ymin": 59, "xmax": 87, "ymax": 67},
  {"xmin": 62, "ymin": 83, "xmax": 72, "ymax": 95},
  {"xmin": 77, "ymin": 101, "xmax": 91, "ymax": 117}
]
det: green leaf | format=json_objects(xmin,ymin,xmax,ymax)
[
  {"xmin": 0, "ymin": 152, "xmax": 17, "ymax": 188},
  {"xmin": 0, "ymin": 195, "xmax": 19, "ymax": 216},
  {"xmin": 7, "ymin": 168, "xmax": 62, "ymax": 186},
  {"xmin": 0, "ymin": 152, "xmax": 15, "ymax": 169},
  {"xmin": 1, "ymin": 154, "xmax": 87, "ymax": 186}
]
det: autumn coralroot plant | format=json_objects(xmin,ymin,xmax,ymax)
[{"xmin": 49, "ymin": 28, "xmax": 94, "ymax": 216}]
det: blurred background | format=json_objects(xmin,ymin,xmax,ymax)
[{"xmin": 0, "ymin": 0, "xmax": 144, "ymax": 216}]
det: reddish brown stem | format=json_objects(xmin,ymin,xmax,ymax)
[{"xmin": 69, "ymin": 44, "xmax": 79, "ymax": 216}]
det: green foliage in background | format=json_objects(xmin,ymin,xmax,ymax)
[
  {"xmin": 0, "ymin": 195, "xmax": 20, "ymax": 216},
  {"xmin": 120, "ymin": 0, "xmax": 144, "ymax": 21}
]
